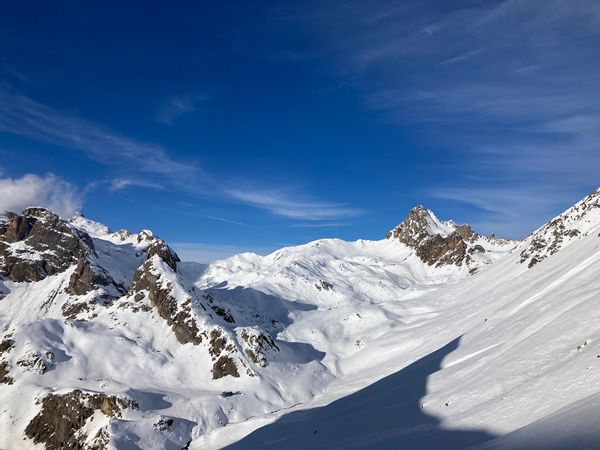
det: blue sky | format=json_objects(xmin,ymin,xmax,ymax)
[{"xmin": 1, "ymin": 1, "xmax": 599, "ymax": 261}]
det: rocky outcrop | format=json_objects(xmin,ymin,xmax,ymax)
[
  {"xmin": 129, "ymin": 241, "xmax": 245, "ymax": 379},
  {"xmin": 17, "ymin": 351, "xmax": 54, "ymax": 375},
  {"xmin": 0, "ymin": 208, "xmax": 124, "ymax": 303},
  {"xmin": 146, "ymin": 240, "xmax": 180, "ymax": 271},
  {"xmin": 315, "ymin": 280, "xmax": 333, "ymax": 291},
  {"xmin": 0, "ymin": 208, "xmax": 89, "ymax": 282},
  {"xmin": 520, "ymin": 189, "xmax": 600, "ymax": 268},
  {"xmin": 386, "ymin": 205, "xmax": 513, "ymax": 270},
  {"xmin": 0, "ymin": 338, "xmax": 14, "ymax": 384},
  {"xmin": 415, "ymin": 232, "xmax": 470, "ymax": 267},
  {"xmin": 240, "ymin": 328, "xmax": 279, "ymax": 368},
  {"xmin": 212, "ymin": 355, "xmax": 240, "ymax": 379},
  {"xmin": 24, "ymin": 389, "xmax": 137, "ymax": 450},
  {"xmin": 67, "ymin": 255, "xmax": 125, "ymax": 297},
  {"xmin": 0, "ymin": 361, "xmax": 12, "ymax": 384},
  {"xmin": 130, "ymin": 241, "xmax": 204, "ymax": 345},
  {"xmin": 387, "ymin": 206, "xmax": 476, "ymax": 267},
  {"xmin": 207, "ymin": 328, "xmax": 239, "ymax": 377}
]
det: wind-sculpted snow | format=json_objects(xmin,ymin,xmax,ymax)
[{"xmin": 2, "ymin": 192, "xmax": 600, "ymax": 449}]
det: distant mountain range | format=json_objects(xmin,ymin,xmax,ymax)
[{"xmin": 1, "ymin": 188, "xmax": 600, "ymax": 449}]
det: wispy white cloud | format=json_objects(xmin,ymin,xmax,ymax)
[
  {"xmin": 156, "ymin": 94, "xmax": 209, "ymax": 125},
  {"xmin": 0, "ymin": 173, "xmax": 82, "ymax": 218},
  {"xmin": 0, "ymin": 85, "xmax": 200, "ymax": 181},
  {"xmin": 437, "ymin": 48, "xmax": 484, "ymax": 66},
  {"xmin": 0, "ymin": 85, "xmax": 358, "ymax": 221},
  {"xmin": 207, "ymin": 215, "xmax": 263, "ymax": 230},
  {"xmin": 227, "ymin": 189, "xmax": 362, "ymax": 221},
  {"xmin": 430, "ymin": 185, "xmax": 580, "ymax": 237},
  {"xmin": 288, "ymin": 0, "xmax": 600, "ymax": 236},
  {"xmin": 109, "ymin": 178, "xmax": 163, "ymax": 191}
]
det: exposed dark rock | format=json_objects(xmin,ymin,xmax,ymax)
[
  {"xmin": 387, "ymin": 206, "xmax": 479, "ymax": 267},
  {"xmin": 130, "ymin": 243, "xmax": 203, "ymax": 345},
  {"xmin": 0, "ymin": 208, "xmax": 89, "ymax": 283},
  {"xmin": 520, "ymin": 189, "xmax": 600, "ymax": 267},
  {"xmin": 0, "ymin": 361, "xmax": 13, "ymax": 384},
  {"xmin": 211, "ymin": 305, "xmax": 235, "ymax": 323},
  {"xmin": 469, "ymin": 244, "xmax": 486, "ymax": 254},
  {"xmin": 209, "ymin": 329, "xmax": 227, "ymax": 359},
  {"xmin": 416, "ymin": 231, "xmax": 470, "ymax": 267},
  {"xmin": 212, "ymin": 356, "xmax": 240, "ymax": 380},
  {"xmin": 521, "ymin": 220, "xmax": 581, "ymax": 268},
  {"xmin": 17, "ymin": 351, "xmax": 52, "ymax": 374},
  {"xmin": 153, "ymin": 416, "xmax": 174, "ymax": 431},
  {"xmin": 387, "ymin": 205, "xmax": 434, "ymax": 246},
  {"xmin": 0, "ymin": 339, "xmax": 13, "ymax": 354},
  {"xmin": 0, "ymin": 338, "xmax": 14, "ymax": 384},
  {"xmin": 62, "ymin": 300, "xmax": 93, "ymax": 319},
  {"xmin": 455, "ymin": 224, "xmax": 477, "ymax": 242},
  {"xmin": 24, "ymin": 389, "xmax": 137, "ymax": 450},
  {"xmin": 241, "ymin": 329, "xmax": 279, "ymax": 367},
  {"xmin": 67, "ymin": 255, "xmax": 124, "ymax": 297},
  {"xmin": 146, "ymin": 240, "xmax": 180, "ymax": 271},
  {"xmin": 315, "ymin": 280, "xmax": 333, "ymax": 291}
]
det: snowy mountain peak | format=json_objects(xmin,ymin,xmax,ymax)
[
  {"xmin": 520, "ymin": 188, "xmax": 600, "ymax": 268},
  {"xmin": 69, "ymin": 215, "xmax": 158, "ymax": 251},
  {"xmin": 386, "ymin": 205, "xmax": 475, "ymax": 245},
  {"xmin": 69, "ymin": 213, "xmax": 112, "ymax": 237},
  {"xmin": 386, "ymin": 206, "xmax": 490, "ymax": 269}
]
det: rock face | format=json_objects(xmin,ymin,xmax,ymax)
[
  {"xmin": 387, "ymin": 206, "xmax": 477, "ymax": 267},
  {"xmin": 0, "ymin": 208, "xmax": 89, "ymax": 283},
  {"xmin": 0, "ymin": 208, "xmax": 124, "ymax": 303},
  {"xmin": 520, "ymin": 188, "xmax": 600, "ymax": 268},
  {"xmin": 24, "ymin": 390, "xmax": 137, "ymax": 450},
  {"xmin": 0, "ymin": 339, "xmax": 14, "ymax": 384},
  {"xmin": 387, "ymin": 205, "xmax": 515, "ymax": 270},
  {"xmin": 146, "ymin": 240, "xmax": 180, "ymax": 271},
  {"xmin": 130, "ymin": 241, "xmax": 205, "ymax": 345},
  {"xmin": 240, "ymin": 328, "xmax": 279, "ymax": 368},
  {"xmin": 212, "ymin": 355, "xmax": 240, "ymax": 379}
]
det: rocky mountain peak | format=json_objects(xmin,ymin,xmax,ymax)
[
  {"xmin": 387, "ymin": 205, "xmax": 475, "ymax": 244},
  {"xmin": 145, "ymin": 240, "xmax": 180, "ymax": 271},
  {"xmin": 0, "ymin": 207, "xmax": 91, "ymax": 283},
  {"xmin": 387, "ymin": 206, "xmax": 510, "ymax": 270}
]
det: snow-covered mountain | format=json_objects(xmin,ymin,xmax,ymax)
[{"xmin": 1, "ymin": 190, "xmax": 599, "ymax": 449}]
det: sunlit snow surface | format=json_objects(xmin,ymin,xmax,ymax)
[{"xmin": 1, "ymin": 192, "xmax": 600, "ymax": 449}]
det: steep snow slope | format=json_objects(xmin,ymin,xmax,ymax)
[{"xmin": 193, "ymin": 191, "xmax": 600, "ymax": 449}]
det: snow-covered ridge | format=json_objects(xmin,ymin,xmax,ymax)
[
  {"xmin": 519, "ymin": 188, "xmax": 600, "ymax": 268},
  {"xmin": 0, "ymin": 207, "xmax": 330, "ymax": 449},
  {"xmin": 69, "ymin": 214, "xmax": 156, "ymax": 249},
  {"xmin": 1, "ymin": 192, "xmax": 600, "ymax": 450}
]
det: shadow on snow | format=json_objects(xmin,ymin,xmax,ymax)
[{"xmin": 225, "ymin": 337, "xmax": 497, "ymax": 450}]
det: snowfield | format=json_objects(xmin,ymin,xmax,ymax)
[{"xmin": 1, "ymin": 189, "xmax": 600, "ymax": 449}]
